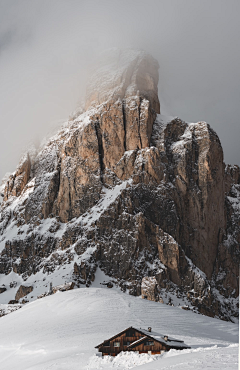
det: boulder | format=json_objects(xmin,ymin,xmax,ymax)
[
  {"xmin": 15, "ymin": 285, "xmax": 33, "ymax": 301},
  {"xmin": 0, "ymin": 286, "xmax": 6, "ymax": 294},
  {"xmin": 52, "ymin": 282, "xmax": 75, "ymax": 293}
]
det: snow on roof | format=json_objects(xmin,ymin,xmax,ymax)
[
  {"xmin": 127, "ymin": 336, "xmax": 147, "ymax": 348},
  {"xmin": 136, "ymin": 328, "xmax": 190, "ymax": 349},
  {"xmin": 163, "ymin": 340, "xmax": 190, "ymax": 348},
  {"xmin": 137, "ymin": 328, "xmax": 182, "ymax": 342}
]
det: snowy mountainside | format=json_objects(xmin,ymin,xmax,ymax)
[
  {"xmin": 0, "ymin": 49, "xmax": 239, "ymax": 322},
  {"xmin": 0, "ymin": 286, "xmax": 238, "ymax": 370}
]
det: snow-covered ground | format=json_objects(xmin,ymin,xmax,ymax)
[{"xmin": 0, "ymin": 285, "xmax": 238, "ymax": 369}]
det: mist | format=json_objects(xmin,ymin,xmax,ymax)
[{"xmin": 1, "ymin": 0, "xmax": 239, "ymax": 181}]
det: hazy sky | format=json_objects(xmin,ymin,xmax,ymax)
[{"xmin": 0, "ymin": 0, "xmax": 239, "ymax": 181}]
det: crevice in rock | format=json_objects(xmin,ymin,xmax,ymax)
[
  {"xmin": 44, "ymin": 158, "xmax": 62, "ymax": 219},
  {"xmin": 67, "ymin": 177, "xmax": 72, "ymax": 221},
  {"xmin": 94, "ymin": 118, "xmax": 105, "ymax": 182},
  {"xmin": 52, "ymin": 159, "xmax": 62, "ymax": 212},
  {"xmin": 138, "ymin": 99, "xmax": 143, "ymax": 149},
  {"xmin": 122, "ymin": 101, "xmax": 127, "ymax": 152}
]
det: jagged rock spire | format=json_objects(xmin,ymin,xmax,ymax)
[{"xmin": 85, "ymin": 48, "xmax": 160, "ymax": 114}]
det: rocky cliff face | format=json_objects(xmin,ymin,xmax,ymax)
[{"xmin": 0, "ymin": 49, "xmax": 239, "ymax": 321}]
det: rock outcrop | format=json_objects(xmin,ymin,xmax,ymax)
[
  {"xmin": 15, "ymin": 285, "xmax": 33, "ymax": 301},
  {"xmin": 37, "ymin": 282, "xmax": 75, "ymax": 299},
  {"xmin": 4, "ymin": 154, "xmax": 31, "ymax": 201},
  {"xmin": 141, "ymin": 277, "xmax": 160, "ymax": 301},
  {"xmin": 0, "ymin": 286, "xmax": 6, "ymax": 294},
  {"xmin": 0, "ymin": 49, "xmax": 239, "ymax": 321}
]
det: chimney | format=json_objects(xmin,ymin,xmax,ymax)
[
  {"xmin": 164, "ymin": 335, "xmax": 168, "ymax": 341},
  {"xmin": 148, "ymin": 327, "xmax": 152, "ymax": 332}
]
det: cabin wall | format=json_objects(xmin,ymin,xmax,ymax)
[
  {"xmin": 99, "ymin": 329, "xmax": 146, "ymax": 356},
  {"xmin": 98, "ymin": 329, "xmax": 169, "ymax": 356},
  {"xmin": 132, "ymin": 340, "xmax": 167, "ymax": 354}
]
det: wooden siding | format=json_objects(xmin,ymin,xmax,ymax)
[
  {"xmin": 98, "ymin": 329, "xmax": 167, "ymax": 356},
  {"xmin": 130, "ymin": 338, "xmax": 167, "ymax": 354}
]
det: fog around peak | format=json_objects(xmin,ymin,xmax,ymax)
[{"xmin": 0, "ymin": 0, "xmax": 239, "ymax": 180}]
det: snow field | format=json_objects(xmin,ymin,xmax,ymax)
[{"xmin": 0, "ymin": 286, "xmax": 238, "ymax": 370}]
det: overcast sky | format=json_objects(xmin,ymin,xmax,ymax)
[{"xmin": 0, "ymin": 0, "xmax": 239, "ymax": 181}]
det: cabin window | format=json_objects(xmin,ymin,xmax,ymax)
[
  {"xmin": 113, "ymin": 342, "xmax": 120, "ymax": 347},
  {"xmin": 145, "ymin": 341, "xmax": 154, "ymax": 346},
  {"xmin": 104, "ymin": 341, "xmax": 110, "ymax": 347},
  {"xmin": 126, "ymin": 329, "xmax": 135, "ymax": 337},
  {"xmin": 124, "ymin": 341, "xmax": 130, "ymax": 346}
]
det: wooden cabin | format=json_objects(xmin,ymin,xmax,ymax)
[{"xmin": 95, "ymin": 326, "xmax": 190, "ymax": 356}]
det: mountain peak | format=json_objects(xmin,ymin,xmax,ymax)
[
  {"xmin": 85, "ymin": 48, "xmax": 160, "ymax": 114},
  {"xmin": 0, "ymin": 49, "xmax": 239, "ymax": 323}
]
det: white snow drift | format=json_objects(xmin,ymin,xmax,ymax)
[{"xmin": 0, "ymin": 285, "xmax": 238, "ymax": 370}]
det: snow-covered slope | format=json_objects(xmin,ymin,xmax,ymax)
[{"xmin": 0, "ymin": 286, "xmax": 238, "ymax": 370}]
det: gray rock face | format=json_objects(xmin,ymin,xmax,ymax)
[
  {"xmin": 141, "ymin": 277, "xmax": 160, "ymax": 301},
  {"xmin": 0, "ymin": 49, "xmax": 239, "ymax": 321}
]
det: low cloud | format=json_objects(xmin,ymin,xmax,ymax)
[{"xmin": 0, "ymin": 0, "xmax": 239, "ymax": 180}]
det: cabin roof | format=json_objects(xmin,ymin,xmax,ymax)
[
  {"xmin": 95, "ymin": 326, "xmax": 133, "ymax": 348},
  {"xmin": 129, "ymin": 329, "xmax": 189, "ymax": 349},
  {"xmin": 137, "ymin": 328, "xmax": 183, "ymax": 343},
  {"xmin": 95, "ymin": 326, "xmax": 190, "ymax": 349}
]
